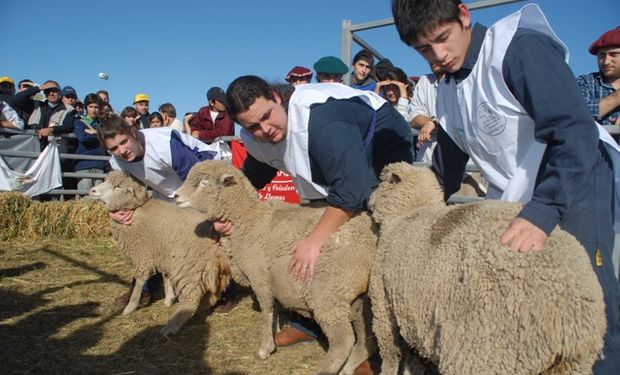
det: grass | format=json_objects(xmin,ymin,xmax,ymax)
[{"xmin": 0, "ymin": 238, "xmax": 325, "ymax": 375}]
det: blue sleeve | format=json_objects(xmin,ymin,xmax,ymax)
[
  {"xmin": 169, "ymin": 130, "xmax": 215, "ymax": 180},
  {"xmin": 241, "ymin": 153, "xmax": 278, "ymax": 190},
  {"xmin": 308, "ymin": 119, "xmax": 371, "ymax": 212},
  {"xmin": 503, "ymin": 29, "xmax": 600, "ymax": 235},
  {"xmin": 432, "ymin": 126, "xmax": 469, "ymax": 201},
  {"xmin": 73, "ymin": 120, "xmax": 99, "ymax": 142}
]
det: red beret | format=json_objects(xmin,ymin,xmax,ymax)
[
  {"xmin": 589, "ymin": 27, "xmax": 620, "ymax": 55},
  {"xmin": 285, "ymin": 66, "xmax": 313, "ymax": 82}
]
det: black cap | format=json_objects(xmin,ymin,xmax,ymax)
[{"xmin": 207, "ymin": 87, "xmax": 227, "ymax": 105}]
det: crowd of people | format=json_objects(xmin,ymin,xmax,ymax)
[{"xmin": 1, "ymin": 0, "xmax": 619, "ymax": 373}]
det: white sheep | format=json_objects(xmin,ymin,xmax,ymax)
[
  {"xmin": 175, "ymin": 160, "xmax": 378, "ymax": 375},
  {"xmin": 89, "ymin": 171, "xmax": 231, "ymax": 336},
  {"xmin": 367, "ymin": 162, "xmax": 606, "ymax": 375}
]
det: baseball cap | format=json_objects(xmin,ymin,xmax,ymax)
[
  {"xmin": 61, "ymin": 86, "xmax": 77, "ymax": 97},
  {"xmin": 133, "ymin": 93, "xmax": 149, "ymax": 104},
  {"xmin": 0, "ymin": 76, "xmax": 15, "ymax": 85}
]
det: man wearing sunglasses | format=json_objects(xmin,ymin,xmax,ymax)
[{"xmin": 27, "ymin": 80, "xmax": 77, "ymax": 149}]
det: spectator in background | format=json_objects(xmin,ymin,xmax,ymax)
[
  {"xmin": 577, "ymin": 27, "xmax": 620, "ymax": 125},
  {"xmin": 74, "ymin": 101, "xmax": 84, "ymax": 116},
  {"xmin": 17, "ymin": 79, "xmax": 34, "ymax": 92},
  {"xmin": 133, "ymin": 93, "xmax": 150, "ymax": 129},
  {"xmin": 0, "ymin": 77, "xmax": 19, "ymax": 120},
  {"xmin": 285, "ymin": 66, "xmax": 313, "ymax": 86},
  {"xmin": 372, "ymin": 58, "xmax": 395, "ymax": 82},
  {"xmin": 148, "ymin": 112, "xmax": 164, "ymax": 128},
  {"xmin": 74, "ymin": 93, "xmax": 107, "ymax": 191},
  {"xmin": 13, "ymin": 80, "xmax": 63, "ymax": 128},
  {"xmin": 60, "ymin": 86, "xmax": 78, "ymax": 110},
  {"xmin": 96, "ymin": 90, "xmax": 110, "ymax": 105},
  {"xmin": 313, "ymin": 56, "xmax": 348, "ymax": 83},
  {"xmin": 350, "ymin": 49, "xmax": 376, "ymax": 91},
  {"xmin": 374, "ymin": 67, "xmax": 415, "ymax": 124},
  {"xmin": 120, "ymin": 106, "xmax": 139, "ymax": 128},
  {"xmin": 28, "ymin": 80, "xmax": 76, "ymax": 149},
  {"xmin": 159, "ymin": 102, "xmax": 184, "ymax": 132},
  {"xmin": 183, "ymin": 112, "xmax": 196, "ymax": 134},
  {"xmin": 410, "ymin": 62, "xmax": 445, "ymax": 163},
  {"xmin": 189, "ymin": 87, "xmax": 234, "ymax": 143}
]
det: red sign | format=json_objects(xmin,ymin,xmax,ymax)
[{"xmin": 230, "ymin": 140, "xmax": 300, "ymax": 204}]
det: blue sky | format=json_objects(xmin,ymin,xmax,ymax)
[{"xmin": 3, "ymin": 0, "xmax": 619, "ymax": 118}]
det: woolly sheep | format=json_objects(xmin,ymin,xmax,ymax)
[
  {"xmin": 176, "ymin": 160, "xmax": 378, "ymax": 375},
  {"xmin": 367, "ymin": 162, "xmax": 606, "ymax": 375},
  {"xmin": 89, "ymin": 171, "xmax": 231, "ymax": 336}
]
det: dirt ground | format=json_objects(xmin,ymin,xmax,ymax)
[{"xmin": 0, "ymin": 238, "xmax": 326, "ymax": 375}]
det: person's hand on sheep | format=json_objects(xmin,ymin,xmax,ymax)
[
  {"xmin": 288, "ymin": 206, "xmax": 354, "ymax": 282},
  {"xmin": 213, "ymin": 220, "xmax": 234, "ymax": 236},
  {"xmin": 500, "ymin": 217, "xmax": 548, "ymax": 253},
  {"xmin": 109, "ymin": 209, "xmax": 135, "ymax": 226}
]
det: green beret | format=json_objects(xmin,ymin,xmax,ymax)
[{"xmin": 313, "ymin": 56, "xmax": 349, "ymax": 74}]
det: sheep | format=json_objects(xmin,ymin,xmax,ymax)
[
  {"xmin": 175, "ymin": 160, "xmax": 378, "ymax": 375},
  {"xmin": 89, "ymin": 171, "xmax": 231, "ymax": 336},
  {"xmin": 367, "ymin": 162, "xmax": 606, "ymax": 375}
]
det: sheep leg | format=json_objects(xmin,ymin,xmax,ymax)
[
  {"xmin": 339, "ymin": 297, "xmax": 377, "ymax": 375},
  {"xmin": 252, "ymin": 289, "xmax": 276, "ymax": 359},
  {"xmin": 160, "ymin": 291, "xmax": 202, "ymax": 336},
  {"xmin": 122, "ymin": 277, "xmax": 148, "ymax": 315},
  {"xmin": 368, "ymin": 272, "xmax": 402, "ymax": 375},
  {"xmin": 314, "ymin": 307, "xmax": 355, "ymax": 375},
  {"xmin": 162, "ymin": 275, "xmax": 176, "ymax": 307}
]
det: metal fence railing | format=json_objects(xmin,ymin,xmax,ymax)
[{"xmin": 2, "ymin": 127, "xmax": 620, "ymax": 199}]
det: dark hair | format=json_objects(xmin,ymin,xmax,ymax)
[
  {"xmin": 96, "ymin": 90, "xmax": 109, "ymax": 96},
  {"xmin": 96, "ymin": 114, "xmax": 137, "ymax": 147},
  {"xmin": 120, "ymin": 106, "xmax": 138, "ymax": 118},
  {"xmin": 18, "ymin": 79, "xmax": 33, "ymax": 87},
  {"xmin": 148, "ymin": 112, "xmax": 164, "ymax": 125},
  {"xmin": 43, "ymin": 80, "xmax": 60, "ymax": 89},
  {"xmin": 392, "ymin": 0, "xmax": 463, "ymax": 46},
  {"xmin": 158, "ymin": 102, "xmax": 176, "ymax": 118},
  {"xmin": 353, "ymin": 49, "xmax": 375, "ymax": 65},
  {"xmin": 226, "ymin": 75, "xmax": 294, "ymax": 121},
  {"xmin": 83, "ymin": 93, "xmax": 101, "ymax": 107},
  {"xmin": 385, "ymin": 67, "xmax": 414, "ymax": 97}
]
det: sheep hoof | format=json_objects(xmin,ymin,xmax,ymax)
[
  {"xmin": 122, "ymin": 305, "xmax": 138, "ymax": 315},
  {"xmin": 257, "ymin": 346, "xmax": 275, "ymax": 360},
  {"xmin": 160, "ymin": 325, "xmax": 179, "ymax": 337}
]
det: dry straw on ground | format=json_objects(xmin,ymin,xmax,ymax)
[
  {"xmin": 0, "ymin": 194, "xmax": 325, "ymax": 374},
  {"xmin": 0, "ymin": 192, "xmax": 111, "ymax": 241}
]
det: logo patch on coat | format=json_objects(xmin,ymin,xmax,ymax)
[{"xmin": 475, "ymin": 102, "xmax": 506, "ymax": 136}]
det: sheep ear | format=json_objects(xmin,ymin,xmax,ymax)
[
  {"xmin": 219, "ymin": 173, "xmax": 237, "ymax": 187},
  {"xmin": 388, "ymin": 172, "xmax": 402, "ymax": 184},
  {"xmin": 199, "ymin": 179, "xmax": 209, "ymax": 187}
]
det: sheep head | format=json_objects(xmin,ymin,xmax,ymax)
[
  {"xmin": 176, "ymin": 160, "xmax": 259, "ymax": 221},
  {"xmin": 89, "ymin": 171, "xmax": 149, "ymax": 211},
  {"xmin": 369, "ymin": 162, "xmax": 444, "ymax": 225}
]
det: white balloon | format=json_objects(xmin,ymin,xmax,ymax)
[{"xmin": 98, "ymin": 72, "xmax": 109, "ymax": 80}]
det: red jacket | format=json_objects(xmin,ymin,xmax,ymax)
[{"xmin": 189, "ymin": 106, "xmax": 234, "ymax": 143}]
